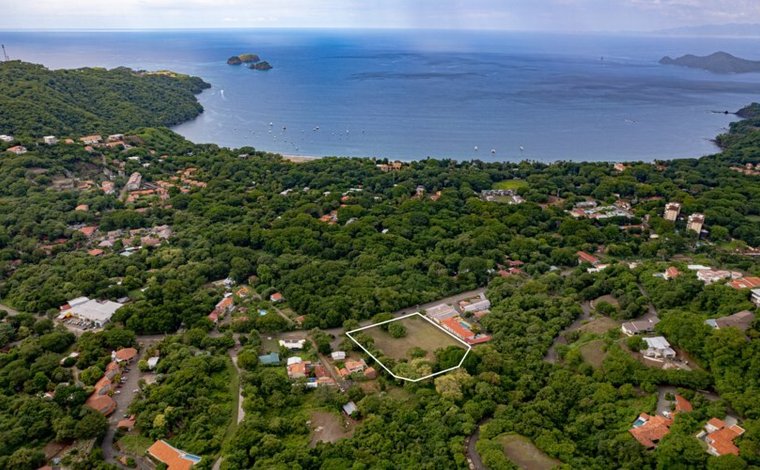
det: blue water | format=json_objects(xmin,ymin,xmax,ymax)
[{"xmin": 3, "ymin": 29, "xmax": 760, "ymax": 162}]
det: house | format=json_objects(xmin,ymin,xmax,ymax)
[
  {"xmin": 687, "ymin": 213, "xmax": 705, "ymax": 234},
  {"xmin": 728, "ymin": 277, "xmax": 760, "ymax": 290},
  {"xmin": 126, "ymin": 172, "xmax": 142, "ymax": 191},
  {"xmin": 0, "ymin": 135, "xmax": 13, "ymax": 142},
  {"xmin": 79, "ymin": 135, "xmax": 102, "ymax": 145},
  {"xmin": 426, "ymin": 304, "xmax": 459, "ymax": 322},
  {"xmin": 697, "ymin": 269, "xmax": 741, "ymax": 285},
  {"xmin": 87, "ymin": 249, "xmax": 104, "ymax": 257},
  {"xmin": 113, "ymin": 347, "xmax": 138, "ymax": 363},
  {"xmin": 104, "ymin": 361, "xmax": 121, "ymax": 380},
  {"xmin": 107, "ymin": 134, "xmax": 124, "ymax": 142},
  {"xmin": 705, "ymin": 310, "xmax": 755, "ymax": 332},
  {"xmin": 330, "ymin": 351, "xmax": 346, "ymax": 361},
  {"xmin": 441, "ymin": 317, "xmax": 476, "ymax": 342},
  {"xmin": 279, "ymin": 339, "xmax": 306, "ymax": 350},
  {"xmin": 342, "ymin": 401, "xmax": 358, "ymax": 416},
  {"xmin": 207, "ymin": 311, "xmax": 219, "ymax": 324},
  {"xmin": 101, "ymin": 181, "xmax": 116, "ymax": 194},
  {"xmin": 459, "ymin": 295, "xmax": 491, "ymax": 313},
  {"xmin": 270, "ymin": 292, "xmax": 284, "ymax": 303},
  {"xmin": 613, "ymin": 162, "xmax": 628, "ymax": 172},
  {"xmin": 673, "ymin": 395, "xmax": 693, "ymax": 414},
  {"xmin": 286, "ymin": 357, "xmax": 309, "ymax": 379},
  {"xmin": 6, "ymin": 145, "xmax": 27, "ymax": 155},
  {"xmin": 258, "ymin": 352, "xmax": 280, "ymax": 366},
  {"xmin": 117, "ymin": 416, "xmax": 136, "ymax": 431},
  {"xmin": 642, "ymin": 336, "xmax": 676, "ymax": 359},
  {"xmin": 630, "ymin": 413, "xmax": 674, "ymax": 448},
  {"xmin": 147, "ymin": 440, "xmax": 201, "ymax": 470},
  {"xmin": 78, "ymin": 225, "xmax": 99, "ymax": 238},
  {"xmin": 235, "ymin": 286, "xmax": 250, "ymax": 298},
  {"xmin": 85, "ymin": 394, "xmax": 116, "ymax": 416},
  {"xmin": 663, "ymin": 267, "xmax": 681, "ymax": 280},
  {"xmin": 699, "ymin": 418, "xmax": 745, "ymax": 457},
  {"xmin": 43, "ymin": 135, "xmax": 58, "ymax": 145},
  {"xmin": 577, "ymin": 251, "xmax": 600, "ymax": 266},
  {"xmin": 664, "ymin": 202, "xmax": 681, "ymax": 222},
  {"xmin": 75, "ymin": 204, "xmax": 89, "ymax": 212},
  {"xmin": 752, "ymin": 288, "xmax": 760, "ymax": 307},
  {"xmin": 621, "ymin": 318, "xmax": 660, "ymax": 336},
  {"xmin": 215, "ymin": 296, "xmax": 235, "ymax": 313},
  {"xmin": 344, "ymin": 359, "xmax": 366, "ymax": 374}
]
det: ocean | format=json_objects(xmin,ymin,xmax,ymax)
[{"xmin": 3, "ymin": 29, "xmax": 760, "ymax": 162}]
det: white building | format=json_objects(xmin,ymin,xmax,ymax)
[
  {"xmin": 331, "ymin": 351, "xmax": 346, "ymax": 361},
  {"xmin": 0, "ymin": 135, "xmax": 13, "ymax": 143},
  {"xmin": 58, "ymin": 297, "xmax": 124, "ymax": 328},
  {"xmin": 43, "ymin": 136, "xmax": 58, "ymax": 145},
  {"xmin": 642, "ymin": 336, "xmax": 676, "ymax": 359},
  {"xmin": 147, "ymin": 356, "xmax": 160, "ymax": 370},
  {"xmin": 126, "ymin": 172, "xmax": 142, "ymax": 191},
  {"xmin": 426, "ymin": 304, "xmax": 458, "ymax": 322},
  {"xmin": 279, "ymin": 339, "xmax": 306, "ymax": 350}
]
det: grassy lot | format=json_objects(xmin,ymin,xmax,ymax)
[
  {"xmin": 591, "ymin": 295, "xmax": 619, "ymax": 309},
  {"xmin": 493, "ymin": 179, "xmax": 528, "ymax": 191},
  {"xmin": 117, "ymin": 434, "xmax": 153, "ymax": 455},
  {"xmin": 579, "ymin": 339, "xmax": 608, "ymax": 369},
  {"xmin": 498, "ymin": 433, "xmax": 561, "ymax": 470},
  {"xmin": 578, "ymin": 316, "xmax": 620, "ymax": 335},
  {"xmin": 358, "ymin": 314, "xmax": 464, "ymax": 362},
  {"xmin": 308, "ymin": 410, "xmax": 354, "ymax": 447}
]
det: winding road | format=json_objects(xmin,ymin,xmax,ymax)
[{"xmin": 465, "ymin": 418, "xmax": 492, "ymax": 470}]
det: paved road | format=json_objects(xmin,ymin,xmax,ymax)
[{"xmin": 465, "ymin": 418, "xmax": 491, "ymax": 470}]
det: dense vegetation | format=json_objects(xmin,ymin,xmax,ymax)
[
  {"xmin": 0, "ymin": 63, "xmax": 759, "ymax": 469},
  {"xmin": 0, "ymin": 61, "xmax": 209, "ymax": 137}
]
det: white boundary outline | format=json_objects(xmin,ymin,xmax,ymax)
[{"xmin": 345, "ymin": 312, "xmax": 471, "ymax": 382}]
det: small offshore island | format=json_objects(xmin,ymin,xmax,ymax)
[
  {"xmin": 227, "ymin": 53, "xmax": 273, "ymax": 70},
  {"xmin": 660, "ymin": 51, "xmax": 760, "ymax": 74}
]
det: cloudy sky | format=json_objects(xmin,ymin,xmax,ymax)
[{"xmin": 1, "ymin": 0, "xmax": 759, "ymax": 31}]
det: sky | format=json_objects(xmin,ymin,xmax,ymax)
[{"xmin": 1, "ymin": 0, "xmax": 760, "ymax": 32}]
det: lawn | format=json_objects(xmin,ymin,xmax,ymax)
[
  {"xmin": 498, "ymin": 433, "xmax": 561, "ymax": 470},
  {"xmin": 579, "ymin": 339, "xmax": 608, "ymax": 369},
  {"xmin": 578, "ymin": 316, "xmax": 620, "ymax": 335},
  {"xmin": 356, "ymin": 314, "xmax": 464, "ymax": 362},
  {"xmin": 117, "ymin": 434, "xmax": 154, "ymax": 456},
  {"xmin": 493, "ymin": 179, "xmax": 528, "ymax": 191}
]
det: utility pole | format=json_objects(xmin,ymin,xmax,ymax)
[{"xmin": 1, "ymin": 45, "xmax": 9, "ymax": 61}]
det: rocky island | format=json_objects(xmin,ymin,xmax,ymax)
[
  {"xmin": 659, "ymin": 51, "xmax": 760, "ymax": 74},
  {"xmin": 226, "ymin": 53, "xmax": 272, "ymax": 71}
]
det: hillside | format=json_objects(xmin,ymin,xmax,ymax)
[
  {"xmin": 0, "ymin": 61, "xmax": 210, "ymax": 136},
  {"xmin": 659, "ymin": 51, "xmax": 760, "ymax": 73}
]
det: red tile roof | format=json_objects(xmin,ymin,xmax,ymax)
[
  {"xmin": 114, "ymin": 347, "xmax": 138, "ymax": 362},
  {"xmin": 728, "ymin": 277, "xmax": 760, "ymax": 289},
  {"xmin": 147, "ymin": 440, "xmax": 195, "ymax": 470},
  {"xmin": 441, "ymin": 317, "xmax": 475, "ymax": 341},
  {"xmin": 577, "ymin": 251, "xmax": 599, "ymax": 265},
  {"xmin": 88, "ymin": 249, "xmax": 104, "ymax": 256},
  {"xmin": 78, "ymin": 226, "xmax": 98, "ymax": 237},
  {"xmin": 665, "ymin": 267, "xmax": 681, "ymax": 279},
  {"xmin": 675, "ymin": 395, "xmax": 692, "ymax": 413},
  {"xmin": 85, "ymin": 394, "xmax": 116, "ymax": 415},
  {"xmin": 629, "ymin": 415, "xmax": 673, "ymax": 448}
]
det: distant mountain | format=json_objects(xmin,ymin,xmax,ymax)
[
  {"xmin": 656, "ymin": 23, "xmax": 760, "ymax": 37},
  {"xmin": 659, "ymin": 52, "xmax": 760, "ymax": 74}
]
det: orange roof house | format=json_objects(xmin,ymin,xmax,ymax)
[
  {"xmin": 577, "ymin": 251, "xmax": 600, "ymax": 266},
  {"xmin": 78, "ymin": 226, "xmax": 98, "ymax": 237},
  {"xmin": 629, "ymin": 414, "xmax": 673, "ymax": 448},
  {"xmin": 703, "ymin": 419, "xmax": 745, "ymax": 457},
  {"xmin": 364, "ymin": 367, "xmax": 377, "ymax": 379},
  {"xmin": 675, "ymin": 395, "xmax": 692, "ymax": 413},
  {"xmin": 85, "ymin": 394, "xmax": 116, "ymax": 416},
  {"xmin": 117, "ymin": 415, "xmax": 136, "ymax": 431},
  {"xmin": 75, "ymin": 204, "xmax": 89, "ymax": 212},
  {"xmin": 664, "ymin": 267, "xmax": 681, "ymax": 280},
  {"xmin": 88, "ymin": 249, "xmax": 104, "ymax": 257},
  {"xmin": 441, "ymin": 317, "xmax": 476, "ymax": 342},
  {"xmin": 147, "ymin": 440, "xmax": 200, "ymax": 470},
  {"xmin": 216, "ymin": 296, "xmax": 234, "ymax": 312},
  {"xmin": 113, "ymin": 347, "xmax": 138, "ymax": 363},
  {"xmin": 270, "ymin": 292, "xmax": 284, "ymax": 302},
  {"xmin": 728, "ymin": 277, "xmax": 760, "ymax": 289}
]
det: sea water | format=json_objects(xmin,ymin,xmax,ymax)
[{"xmin": 4, "ymin": 29, "xmax": 760, "ymax": 162}]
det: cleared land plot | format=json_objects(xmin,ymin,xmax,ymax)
[
  {"xmin": 578, "ymin": 316, "xmax": 620, "ymax": 335},
  {"xmin": 579, "ymin": 339, "xmax": 607, "ymax": 369},
  {"xmin": 359, "ymin": 314, "xmax": 464, "ymax": 362},
  {"xmin": 498, "ymin": 434, "xmax": 561, "ymax": 470},
  {"xmin": 309, "ymin": 411, "xmax": 354, "ymax": 447},
  {"xmin": 493, "ymin": 180, "xmax": 528, "ymax": 191}
]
